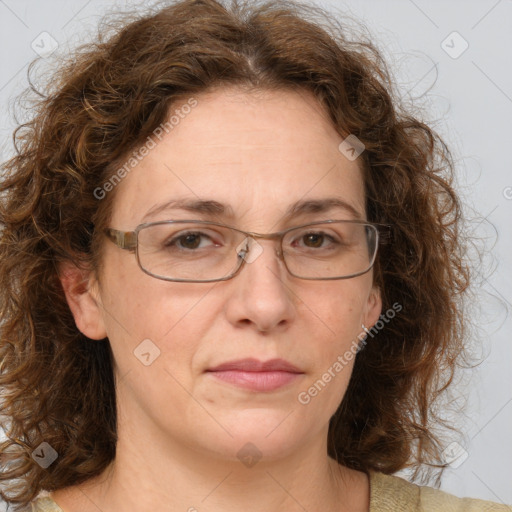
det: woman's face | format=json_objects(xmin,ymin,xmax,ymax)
[{"xmin": 68, "ymin": 87, "xmax": 381, "ymax": 463}]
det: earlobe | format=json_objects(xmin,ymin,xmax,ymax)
[{"xmin": 58, "ymin": 260, "xmax": 107, "ymax": 340}]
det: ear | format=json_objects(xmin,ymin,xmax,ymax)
[
  {"xmin": 362, "ymin": 285, "xmax": 382, "ymax": 330},
  {"xmin": 58, "ymin": 260, "xmax": 107, "ymax": 340}
]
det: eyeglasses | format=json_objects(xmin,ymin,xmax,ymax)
[{"xmin": 104, "ymin": 219, "xmax": 391, "ymax": 283}]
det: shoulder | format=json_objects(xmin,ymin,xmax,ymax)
[
  {"xmin": 29, "ymin": 474, "xmax": 512, "ymax": 512},
  {"xmin": 30, "ymin": 496, "xmax": 64, "ymax": 512},
  {"xmin": 369, "ymin": 470, "xmax": 512, "ymax": 512}
]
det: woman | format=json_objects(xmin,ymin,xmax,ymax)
[{"xmin": 0, "ymin": 0, "xmax": 510, "ymax": 510}]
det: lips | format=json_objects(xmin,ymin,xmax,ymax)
[
  {"xmin": 207, "ymin": 358, "xmax": 302, "ymax": 373},
  {"xmin": 205, "ymin": 358, "xmax": 304, "ymax": 392}
]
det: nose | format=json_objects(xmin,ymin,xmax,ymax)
[{"xmin": 224, "ymin": 237, "xmax": 296, "ymax": 333}]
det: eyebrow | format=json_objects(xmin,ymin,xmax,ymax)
[
  {"xmin": 288, "ymin": 198, "xmax": 362, "ymax": 220},
  {"xmin": 141, "ymin": 199, "xmax": 234, "ymax": 222},
  {"xmin": 141, "ymin": 197, "xmax": 363, "ymax": 223}
]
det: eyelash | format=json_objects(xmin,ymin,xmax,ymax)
[{"xmin": 164, "ymin": 230, "xmax": 343, "ymax": 251}]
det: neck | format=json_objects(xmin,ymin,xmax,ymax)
[{"xmin": 51, "ymin": 425, "xmax": 369, "ymax": 512}]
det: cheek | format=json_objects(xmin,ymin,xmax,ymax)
[
  {"xmin": 101, "ymin": 257, "xmax": 200, "ymax": 335},
  {"xmin": 99, "ymin": 269, "xmax": 222, "ymax": 382},
  {"xmin": 298, "ymin": 281, "xmax": 370, "ymax": 405},
  {"xmin": 305, "ymin": 282, "xmax": 369, "ymax": 339},
  {"xmin": 295, "ymin": 286, "xmax": 368, "ymax": 417}
]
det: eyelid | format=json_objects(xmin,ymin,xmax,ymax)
[{"xmin": 139, "ymin": 219, "xmax": 369, "ymax": 238}]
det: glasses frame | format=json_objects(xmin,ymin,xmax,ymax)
[{"xmin": 104, "ymin": 219, "xmax": 392, "ymax": 283}]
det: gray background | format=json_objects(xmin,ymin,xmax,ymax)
[{"xmin": 0, "ymin": 0, "xmax": 511, "ymax": 508}]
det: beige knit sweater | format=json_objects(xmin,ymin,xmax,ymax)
[{"xmin": 30, "ymin": 471, "xmax": 512, "ymax": 511}]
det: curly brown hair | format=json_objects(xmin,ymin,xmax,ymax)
[{"xmin": 0, "ymin": 0, "xmax": 470, "ymax": 508}]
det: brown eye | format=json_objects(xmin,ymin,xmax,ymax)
[
  {"xmin": 165, "ymin": 232, "xmax": 211, "ymax": 250},
  {"xmin": 179, "ymin": 233, "xmax": 202, "ymax": 249},
  {"xmin": 303, "ymin": 233, "xmax": 325, "ymax": 248}
]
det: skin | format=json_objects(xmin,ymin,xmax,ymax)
[{"xmin": 57, "ymin": 87, "xmax": 382, "ymax": 512}]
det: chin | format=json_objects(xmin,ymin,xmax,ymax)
[{"xmin": 195, "ymin": 411, "xmax": 311, "ymax": 463}]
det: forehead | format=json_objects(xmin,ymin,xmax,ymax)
[{"xmin": 108, "ymin": 87, "xmax": 366, "ymax": 228}]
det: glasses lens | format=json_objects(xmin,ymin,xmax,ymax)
[
  {"xmin": 135, "ymin": 221, "xmax": 378, "ymax": 281},
  {"xmin": 282, "ymin": 222, "xmax": 377, "ymax": 279},
  {"xmin": 137, "ymin": 222, "xmax": 244, "ymax": 281}
]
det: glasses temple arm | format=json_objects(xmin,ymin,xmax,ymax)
[
  {"xmin": 104, "ymin": 228, "xmax": 137, "ymax": 250},
  {"xmin": 378, "ymin": 225, "xmax": 393, "ymax": 245}
]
